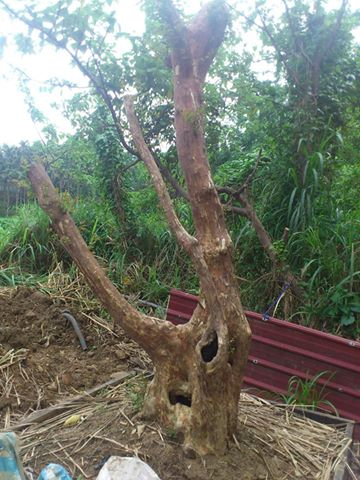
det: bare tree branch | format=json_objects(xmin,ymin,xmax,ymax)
[
  {"xmin": 188, "ymin": 1, "xmax": 230, "ymax": 82},
  {"xmin": 28, "ymin": 163, "xmax": 178, "ymax": 357},
  {"xmin": 157, "ymin": 0, "xmax": 229, "ymax": 83},
  {"xmin": 124, "ymin": 96, "xmax": 197, "ymax": 256},
  {"xmin": 155, "ymin": 0, "xmax": 189, "ymax": 52},
  {"xmin": 224, "ymin": 204, "xmax": 250, "ymax": 218}
]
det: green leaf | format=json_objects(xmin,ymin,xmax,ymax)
[
  {"xmin": 330, "ymin": 291, "xmax": 342, "ymax": 304},
  {"xmin": 15, "ymin": 33, "xmax": 34, "ymax": 54},
  {"xmin": 340, "ymin": 314, "xmax": 355, "ymax": 326},
  {"xmin": 336, "ymin": 131, "xmax": 344, "ymax": 145}
]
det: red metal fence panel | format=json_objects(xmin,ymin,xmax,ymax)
[{"xmin": 166, "ymin": 289, "xmax": 360, "ymax": 437}]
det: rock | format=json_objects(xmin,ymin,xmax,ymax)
[
  {"xmin": 183, "ymin": 446, "xmax": 197, "ymax": 459},
  {"xmin": 61, "ymin": 372, "xmax": 73, "ymax": 386},
  {"xmin": 29, "ymin": 291, "xmax": 52, "ymax": 305},
  {"xmin": 137, "ymin": 424, "xmax": 146, "ymax": 437}
]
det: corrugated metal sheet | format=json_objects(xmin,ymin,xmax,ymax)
[{"xmin": 166, "ymin": 289, "xmax": 360, "ymax": 438}]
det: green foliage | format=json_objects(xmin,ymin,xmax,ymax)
[
  {"xmin": 280, "ymin": 371, "xmax": 338, "ymax": 414},
  {"xmin": 288, "ymin": 215, "xmax": 360, "ymax": 336},
  {"xmin": 0, "ymin": 204, "xmax": 57, "ymax": 272},
  {"xmin": 0, "ymin": 266, "xmax": 47, "ymax": 287},
  {"xmin": 0, "ymin": 199, "xmax": 123, "ymax": 273},
  {"xmin": 0, "ymin": 194, "xmax": 197, "ymax": 305}
]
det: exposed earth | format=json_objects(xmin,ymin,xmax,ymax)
[
  {"xmin": 0, "ymin": 287, "xmax": 148, "ymax": 417},
  {"xmin": 0, "ymin": 287, "xmax": 356, "ymax": 479}
]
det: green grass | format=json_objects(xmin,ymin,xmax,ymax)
[
  {"xmin": 0, "ymin": 204, "xmax": 58, "ymax": 272},
  {"xmin": 280, "ymin": 371, "xmax": 338, "ymax": 415},
  {"xmin": 0, "ymin": 190, "xmax": 358, "ymax": 339},
  {"xmin": 0, "ymin": 199, "xmax": 197, "ymax": 306},
  {"xmin": 0, "ymin": 266, "xmax": 47, "ymax": 287}
]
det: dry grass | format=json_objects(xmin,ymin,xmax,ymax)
[
  {"xmin": 0, "ymin": 374, "xmax": 353, "ymax": 480},
  {"xmin": 40, "ymin": 264, "xmax": 153, "ymax": 370},
  {"xmin": 0, "ymin": 348, "xmax": 28, "ymax": 371},
  {"xmin": 40, "ymin": 263, "xmax": 149, "ymax": 334},
  {"xmin": 41, "ymin": 263, "xmax": 113, "ymax": 331},
  {"xmin": 237, "ymin": 394, "xmax": 353, "ymax": 479}
]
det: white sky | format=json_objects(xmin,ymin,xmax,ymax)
[
  {"xmin": 0, "ymin": 0, "xmax": 148, "ymax": 145},
  {"xmin": 0, "ymin": 0, "xmax": 358, "ymax": 146}
]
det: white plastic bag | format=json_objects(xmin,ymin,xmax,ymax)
[{"xmin": 96, "ymin": 456, "xmax": 161, "ymax": 480}]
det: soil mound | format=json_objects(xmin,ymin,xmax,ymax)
[{"xmin": 0, "ymin": 287, "xmax": 145, "ymax": 418}]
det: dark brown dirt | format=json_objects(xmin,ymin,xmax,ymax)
[
  {"xmin": 0, "ymin": 287, "xmax": 147, "ymax": 419},
  {"xmin": 1, "ymin": 287, "xmax": 283, "ymax": 479}
]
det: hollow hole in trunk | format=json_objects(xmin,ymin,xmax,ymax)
[
  {"xmin": 169, "ymin": 391, "xmax": 192, "ymax": 407},
  {"xmin": 201, "ymin": 331, "xmax": 218, "ymax": 362}
]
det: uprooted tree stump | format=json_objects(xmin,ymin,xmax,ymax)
[{"xmin": 28, "ymin": 0, "xmax": 251, "ymax": 456}]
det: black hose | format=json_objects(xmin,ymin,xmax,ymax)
[{"xmin": 61, "ymin": 311, "xmax": 88, "ymax": 351}]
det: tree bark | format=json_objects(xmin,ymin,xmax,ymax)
[
  {"xmin": 28, "ymin": 0, "xmax": 251, "ymax": 455},
  {"xmin": 143, "ymin": 0, "xmax": 251, "ymax": 454}
]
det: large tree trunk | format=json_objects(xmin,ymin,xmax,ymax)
[
  {"xmin": 145, "ymin": 0, "xmax": 251, "ymax": 455},
  {"xmin": 28, "ymin": 0, "xmax": 251, "ymax": 456}
]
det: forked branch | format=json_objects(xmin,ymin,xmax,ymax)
[
  {"xmin": 124, "ymin": 96, "xmax": 197, "ymax": 257},
  {"xmin": 157, "ymin": 0, "xmax": 229, "ymax": 83}
]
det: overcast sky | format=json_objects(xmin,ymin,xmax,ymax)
[
  {"xmin": 0, "ymin": 0, "xmax": 149, "ymax": 145},
  {"xmin": 0, "ymin": 0, "xmax": 358, "ymax": 146}
]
